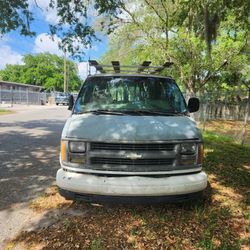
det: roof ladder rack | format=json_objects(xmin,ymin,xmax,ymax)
[
  {"xmin": 89, "ymin": 60, "xmax": 106, "ymax": 73},
  {"xmin": 88, "ymin": 60, "xmax": 173, "ymax": 75}
]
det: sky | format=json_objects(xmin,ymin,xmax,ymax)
[{"xmin": 0, "ymin": 0, "xmax": 108, "ymax": 79}]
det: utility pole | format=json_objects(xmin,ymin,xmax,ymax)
[
  {"xmin": 64, "ymin": 49, "xmax": 67, "ymax": 93},
  {"xmin": 88, "ymin": 56, "xmax": 91, "ymax": 76}
]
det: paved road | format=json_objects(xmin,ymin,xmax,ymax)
[{"xmin": 0, "ymin": 105, "xmax": 70, "ymax": 247}]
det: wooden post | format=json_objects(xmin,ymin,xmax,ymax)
[
  {"xmin": 11, "ymin": 86, "xmax": 13, "ymax": 107},
  {"xmin": 64, "ymin": 49, "xmax": 67, "ymax": 93},
  {"xmin": 241, "ymin": 88, "xmax": 250, "ymax": 145}
]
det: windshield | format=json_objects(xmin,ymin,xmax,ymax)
[{"xmin": 74, "ymin": 76, "xmax": 187, "ymax": 114}]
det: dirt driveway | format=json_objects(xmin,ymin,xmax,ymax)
[{"xmin": 0, "ymin": 105, "xmax": 70, "ymax": 247}]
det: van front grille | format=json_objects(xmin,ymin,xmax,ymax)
[
  {"xmin": 91, "ymin": 157, "xmax": 173, "ymax": 166},
  {"xmin": 90, "ymin": 157, "xmax": 174, "ymax": 172},
  {"xmin": 88, "ymin": 142, "xmax": 178, "ymax": 173},
  {"xmin": 90, "ymin": 142, "xmax": 175, "ymax": 151}
]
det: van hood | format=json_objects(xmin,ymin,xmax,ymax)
[{"xmin": 62, "ymin": 114, "xmax": 202, "ymax": 142}]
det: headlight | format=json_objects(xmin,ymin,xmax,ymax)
[
  {"xmin": 69, "ymin": 141, "xmax": 86, "ymax": 153},
  {"xmin": 180, "ymin": 143, "xmax": 197, "ymax": 155}
]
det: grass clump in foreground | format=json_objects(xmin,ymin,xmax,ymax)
[
  {"xmin": 8, "ymin": 131, "xmax": 250, "ymax": 250},
  {"xmin": 0, "ymin": 109, "xmax": 15, "ymax": 115},
  {"xmin": 30, "ymin": 186, "xmax": 71, "ymax": 212}
]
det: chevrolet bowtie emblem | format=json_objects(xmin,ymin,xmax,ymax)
[{"xmin": 126, "ymin": 153, "xmax": 142, "ymax": 160}]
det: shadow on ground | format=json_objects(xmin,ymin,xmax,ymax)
[
  {"xmin": 203, "ymin": 131, "xmax": 250, "ymax": 201},
  {"xmin": 0, "ymin": 119, "xmax": 65, "ymax": 212}
]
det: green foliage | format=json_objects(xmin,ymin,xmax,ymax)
[
  {"xmin": 0, "ymin": 0, "xmax": 121, "ymax": 58},
  {"xmin": 0, "ymin": 53, "xmax": 81, "ymax": 92},
  {"xmin": 1, "ymin": 0, "xmax": 249, "ymax": 61},
  {"xmin": 101, "ymin": 0, "xmax": 249, "ymax": 95},
  {"xmin": 0, "ymin": 0, "xmax": 34, "ymax": 36},
  {"xmin": 0, "ymin": 0, "xmax": 249, "ymax": 92}
]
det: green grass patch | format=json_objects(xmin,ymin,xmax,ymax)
[
  {"xmin": 0, "ymin": 109, "xmax": 15, "ymax": 115},
  {"xmin": 203, "ymin": 130, "xmax": 250, "ymax": 193},
  {"xmin": 91, "ymin": 239, "xmax": 103, "ymax": 250},
  {"xmin": 203, "ymin": 130, "xmax": 234, "ymax": 143}
]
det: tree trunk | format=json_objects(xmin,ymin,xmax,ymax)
[
  {"xmin": 204, "ymin": 5, "xmax": 211, "ymax": 60},
  {"xmin": 240, "ymin": 89, "xmax": 250, "ymax": 145}
]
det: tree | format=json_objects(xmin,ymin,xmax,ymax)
[
  {"xmin": 0, "ymin": 0, "xmax": 118, "ymax": 58},
  {"xmin": 0, "ymin": 53, "xmax": 82, "ymax": 92},
  {"xmin": 100, "ymin": 1, "xmax": 249, "ymax": 95},
  {"xmin": 1, "ymin": 1, "xmax": 249, "ymax": 60},
  {"xmin": 0, "ymin": 1, "xmax": 249, "ymax": 92},
  {"xmin": 173, "ymin": 0, "xmax": 250, "ymax": 58}
]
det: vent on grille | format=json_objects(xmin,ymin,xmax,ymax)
[
  {"xmin": 89, "ymin": 157, "xmax": 174, "ymax": 172},
  {"xmin": 90, "ymin": 157, "xmax": 173, "ymax": 166},
  {"xmin": 90, "ymin": 142, "xmax": 175, "ymax": 151}
]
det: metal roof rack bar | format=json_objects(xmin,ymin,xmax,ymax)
[
  {"xmin": 104, "ymin": 69, "xmax": 150, "ymax": 73},
  {"xmin": 137, "ymin": 61, "xmax": 151, "ymax": 73},
  {"xmin": 150, "ymin": 62, "xmax": 173, "ymax": 74},
  {"xmin": 91, "ymin": 64, "xmax": 170, "ymax": 69},
  {"xmin": 89, "ymin": 60, "xmax": 106, "ymax": 73},
  {"xmin": 111, "ymin": 61, "xmax": 120, "ymax": 73}
]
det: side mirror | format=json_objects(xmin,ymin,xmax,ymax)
[
  {"xmin": 188, "ymin": 97, "xmax": 199, "ymax": 113},
  {"xmin": 68, "ymin": 94, "xmax": 74, "ymax": 111}
]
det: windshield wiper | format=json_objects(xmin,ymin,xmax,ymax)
[
  {"xmin": 74, "ymin": 110, "xmax": 186, "ymax": 116},
  {"xmin": 74, "ymin": 109, "xmax": 125, "ymax": 115},
  {"xmin": 120, "ymin": 110, "xmax": 185, "ymax": 116}
]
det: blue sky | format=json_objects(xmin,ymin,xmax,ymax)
[{"xmin": 0, "ymin": 0, "xmax": 108, "ymax": 79}]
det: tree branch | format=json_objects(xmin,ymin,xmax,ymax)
[
  {"xmin": 197, "ymin": 59, "xmax": 228, "ymax": 90},
  {"xmin": 144, "ymin": 0, "xmax": 166, "ymax": 24},
  {"xmin": 119, "ymin": 4, "xmax": 164, "ymax": 50},
  {"xmin": 33, "ymin": 0, "xmax": 43, "ymax": 11}
]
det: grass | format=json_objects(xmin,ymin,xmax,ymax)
[
  {"xmin": 0, "ymin": 109, "xmax": 15, "ymax": 115},
  {"xmin": 6, "ymin": 129, "xmax": 250, "ymax": 250},
  {"xmin": 29, "ymin": 186, "xmax": 71, "ymax": 212},
  {"xmin": 199, "ymin": 120, "xmax": 250, "ymax": 145},
  {"xmin": 90, "ymin": 239, "xmax": 103, "ymax": 250}
]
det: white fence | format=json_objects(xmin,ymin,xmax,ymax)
[{"xmin": 184, "ymin": 91, "xmax": 250, "ymax": 121}]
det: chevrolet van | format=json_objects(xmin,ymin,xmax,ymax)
[{"xmin": 56, "ymin": 73, "xmax": 207, "ymax": 203}]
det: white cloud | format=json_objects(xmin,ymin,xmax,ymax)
[
  {"xmin": 0, "ymin": 45, "xmax": 23, "ymax": 69},
  {"xmin": 33, "ymin": 33, "xmax": 63, "ymax": 56},
  {"xmin": 29, "ymin": 0, "xmax": 85, "ymax": 25},
  {"xmin": 29, "ymin": 0, "xmax": 59, "ymax": 24},
  {"xmin": 78, "ymin": 62, "xmax": 96, "ymax": 80}
]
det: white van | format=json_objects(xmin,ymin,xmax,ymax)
[{"xmin": 56, "ymin": 72, "xmax": 207, "ymax": 203}]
